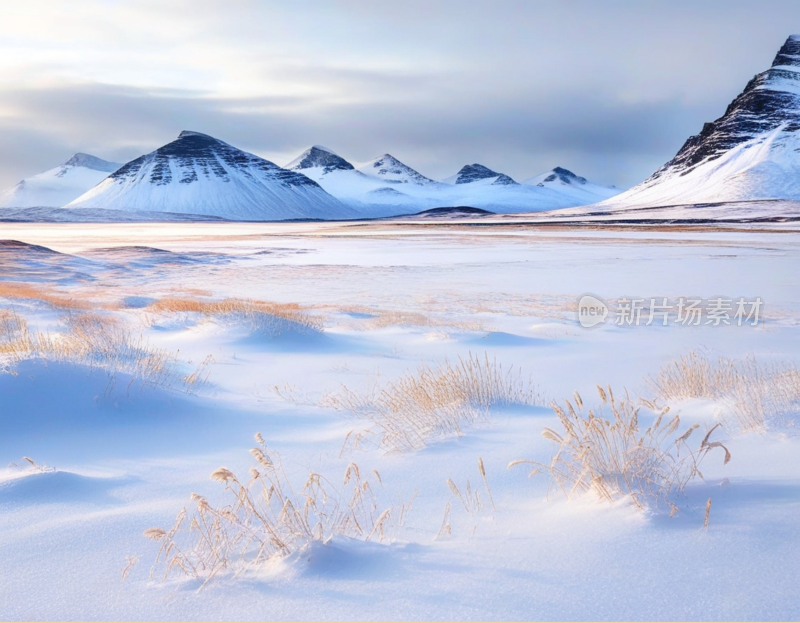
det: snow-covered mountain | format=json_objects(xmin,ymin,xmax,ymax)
[
  {"xmin": 444, "ymin": 163, "xmax": 518, "ymax": 186},
  {"xmin": 287, "ymin": 147, "xmax": 616, "ymax": 215},
  {"xmin": 66, "ymin": 132, "xmax": 353, "ymax": 220},
  {"xmin": 436, "ymin": 163, "xmax": 579, "ymax": 212},
  {"xmin": 356, "ymin": 154, "xmax": 438, "ymax": 186},
  {"xmin": 524, "ymin": 166, "xmax": 620, "ymax": 204},
  {"xmin": 286, "ymin": 146, "xmax": 441, "ymax": 216},
  {"xmin": 603, "ymin": 35, "xmax": 800, "ymax": 208},
  {"xmin": 0, "ymin": 153, "xmax": 121, "ymax": 208}
]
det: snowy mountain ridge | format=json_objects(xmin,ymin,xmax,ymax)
[
  {"xmin": 356, "ymin": 154, "xmax": 439, "ymax": 186},
  {"xmin": 66, "ymin": 131, "xmax": 354, "ymax": 220},
  {"xmin": 288, "ymin": 148, "xmax": 618, "ymax": 216},
  {"xmin": 447, "ymin": 163, "xmax": 519, "ymax": 186},
  {"xmin": 602, "ymin": 34, "xmax": 800, "ymax": 208}
]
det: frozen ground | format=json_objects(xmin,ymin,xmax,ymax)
[{"xmin": 1, "ymin": 220, "xmax": 799, "ymax": 621}]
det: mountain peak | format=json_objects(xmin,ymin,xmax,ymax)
[
  {"xmin": 359, "ymin": 154, "xmax": 436, "ymax": 185},
  {"xmin": 107, "ymin": 131, "xmax": 321, "ymax": 192},
  {"xmin": 539, "ymin": 167, "xmax": 588, "ymax": 186},
  {"xmin": 178, "ymin": 130, "xmax": 215, "ymax": 140},
  {"xmin": 454, "ymin": 164, "xmax": 518, "ymax": 186},
  {"xmin": 311, "ymin": 145, "xmax": 339, "ymax": 155},
  {"xmin": 66, "ymin": 133, "xmax": 353, "ymax": 220},
  {"xmin": 62, "ymin": 153, "xmax": 121, "ymax": 172},
  {"xmin": 772, "ymin": 35, "xmax": 800, "ymax": 67},
  {"xmin": 601, "ymin": 34, "xmax": 800, "ymax": 207},
  {"xmin": 640, "ymin": 35, "xmax": 800, "ymax": 183},
  {"xmin": 286, "ymin": 145, "xmax": 354, "ymax": 173}
]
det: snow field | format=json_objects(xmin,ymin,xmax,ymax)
[{"xmin": 1, "ymin": 221, "xmax": 799, "ymax": 621}]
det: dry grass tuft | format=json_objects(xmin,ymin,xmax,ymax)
[
  {"xmin": 147, "ymin": 296, "xmax": 323, "ymax": 335},
  {"xmin": 0, "ymin": 311, "xmax": 35, "ymax": 364},
  {"xmin": 325, "ymin": 352, "xmax": 541, "ymax": 453},
  {"xmin": 144, "ymin": 434, "xmax": 407, "ymax": 587},
  {"xmin": 0, "ymin": 311, "xmax": 206, "ymax": 391},
  {"xmin": 353, "ymin": 309, "xmax": 485, "ymax": 332},
  {"xmin": 510, "ymin": 386, "xmax": 731, "ymax": 514},
  {"xmin": 649, "ymin": 351, "xmax": 800, "ymax": 432},
  {"xmin": 447, "ymin": 459, "xmax": 495, "ymax": 516},
  {"xmin": 0, "ymin": 282, "xmax": 92, "ymax": 310}
]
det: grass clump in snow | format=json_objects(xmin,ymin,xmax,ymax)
[
  {"xmin": 649, "ymin": 350, "xmax": 800, "ymax": 433},
  {"xmin": 510, "ymin": 386, "xmax": 730, "ymax": 514},
  {"xmin": 144, "ymin": 433, "xmax": 406, "ymax": 586},
  {"xmin": 146, "ymin": 296, "xmax": 323, "ymax": 336},
  {"xmin": 325, "ymin": 352, "xmax": 541, "ymax": 453},
  {"xmin": 0, "ymin": 281, "xmax": 93, "ymax": 311},
  {"xmin": 0, "ymin": 311, "xmax": 207, "ymax": 391},
  {"xmin": 0, "ymin": 310, "xmax": 35, "ymax": 363}
]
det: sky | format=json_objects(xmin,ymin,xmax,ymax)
[{"xmin": 1, "ymin": 0, "xmax": 799, "ymax": 189}]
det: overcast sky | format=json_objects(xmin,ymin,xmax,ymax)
[{"xmin": 1, "ymin": 1, "xmax": 798, "ymax": 189}]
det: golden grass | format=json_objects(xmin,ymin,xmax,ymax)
[
  {"xmin": 0, "ymin": 311, "xmax": 35, "ymax": 362},
  {"xmin": 143, "ymin": 434, "xmax": 407, "ymax": 586},
  {"xmin": 324, "ymin": 352, "xmax": 541, "ymax": 453},
  {"xmin": 0, "ymin": 281, "xmax": 92, "ymax": 310},
  {"xmin": 447, "ymin": 457, "xmax": 495, "ymax": 517},
  {"xmin": 146, "ymin": 296, "xmax": 324, "ymax": 334},
  {"xmin": 353, "ymin": 309, "xmax": 485, "ymax": 332},
  {"xmin": 510, "ymin": 386, "xmax": 731, "ymax": 514},
  {"xmin": 649, "ymin": 351, "xmax": 800, "ymax": 432},
  {"xmin": 0, "ymin": 311, "xmax": 206, "ymax": 391}
]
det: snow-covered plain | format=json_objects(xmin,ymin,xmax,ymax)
[{"xmin": 1, "ymin": 220, "xmax": 799, "ymax": 621}]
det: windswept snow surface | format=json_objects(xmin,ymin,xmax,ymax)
[
  {"xmin": 66, "ymin": 132, "xmax": 354, "ymax": 221},
  {"xmin": 286, "ymin": 146, "xmax": 621, "ymax": 216},
  {"xmin": 0, "ymin": 153, "xmax": 121, "ymax": 208},
  {"xmin": 1, "ymin": 220, "xmax": 800, "ymax": 621}
]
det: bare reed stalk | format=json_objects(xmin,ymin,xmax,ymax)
[
  {"xmin": 649, "ymin": 350, "xmax": 800, "ymax": 432},
  {"xmin": 325, "ymin": 352, "xmax": 541, "ymax": 453},
  {"xmin": 143, "ymin": 434, "xmax": 408, "ymax": 586},
  {"xmin": 510, "ymin": 386, "xmax": 731, "ymax": 514}
]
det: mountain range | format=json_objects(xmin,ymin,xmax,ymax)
[
  {"xmin": 286, "ymin": 145, "xmax": 618, "ymax": 216},
  {"xmin": 64, "ymin": 131, "xmax": 353, "ymax": 220},
  {"xmin": 0, "ymin": 137, "xmax": 618, "ymax": 220},
  {"xmin": 3, "ymin": 35, "xmax": 800, "ymax": 221}
]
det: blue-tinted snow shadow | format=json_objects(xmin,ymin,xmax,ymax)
[
  {"xmin": 292, "ymin": 538, "xmax": 426, "ymax": 581},
  {"xmin": 0, "ymin": 360, "xmax": 269, "ymax": 463},
  {"xmin": 464, "ymin": 331, "xmax": 555, "ymax": 348},
  {"xmin": 0, "ymin": 470, "xmax": 138, "ymax": 506},
  {"xmin": 650, "ymin": 478, "xmax": 800, "ymax": 531},
  {"xmin": 231, "ymin": 328, "xmax": 375, "ymax": 355}
]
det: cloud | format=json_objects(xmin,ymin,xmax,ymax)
[
  {"xmin": 0, "ymin": 79, "xmax": 712, "ymax": 188},
  {"xmin": 2, "ymin": 1, "xmax": 800, "ymax": 189}
]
